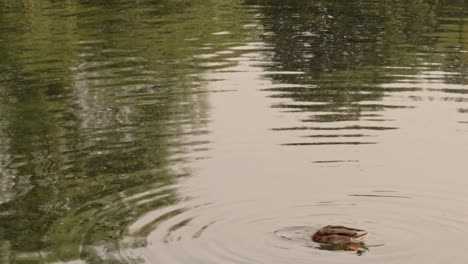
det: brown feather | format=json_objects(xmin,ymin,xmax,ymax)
[{"xmin": 311, "ymin": 225, "xmax": 367, "ymax": 244}]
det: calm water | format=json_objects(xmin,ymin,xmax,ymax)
[{"xmin": 0, "ymin": 0, "xmax": 467, "ymax": 263}]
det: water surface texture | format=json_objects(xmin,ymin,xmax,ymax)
[{"xmin": 0, "ymin": 0, "xmax": 467, "ymax": 263}]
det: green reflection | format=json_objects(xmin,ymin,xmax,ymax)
[
  {"xmin": 0, "ymin": 0, "xmax": 255, "ymax": 263},
  {"xmin": 247, "ymin": 0, "xmax": 467, "ymax": 143}
]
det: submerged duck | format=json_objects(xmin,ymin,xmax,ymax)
[{"xmin": 312, "ymin": 225, "xmax": 367, "ymax": 245}]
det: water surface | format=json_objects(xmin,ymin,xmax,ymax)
[{"xmin": 0, "ymin": 0, "xmax": 467, "ymax": 263}]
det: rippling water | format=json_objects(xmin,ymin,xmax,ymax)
[{"xmin": 0, "ymin": 0, "xmax": 467, "ymax": 263}]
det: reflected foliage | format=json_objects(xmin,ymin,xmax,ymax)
[
  {"xmin": 0, "ymin": 0, "xmax": 254, "ymax": 263},
  {"xmin": 246, "ymin": 0, "xmax": 467, "ymax": 145}
]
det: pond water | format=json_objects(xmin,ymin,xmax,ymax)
[{"xmin": 0, "ymin": 0, "xmax": 467, "ymax": 263}]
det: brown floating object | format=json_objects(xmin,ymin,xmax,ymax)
[{"xmin": 312, "ymin": 225, "xmax": 368, "ymax": 244}]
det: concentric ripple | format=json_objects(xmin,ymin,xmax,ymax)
[{"xmin": 118, "ymin": 188, "xmax": 468, "ymax": 264}]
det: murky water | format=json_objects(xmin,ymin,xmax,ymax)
[{"xmin": 0, "ymin": 0, "xmax": 467, "ymax": 263}]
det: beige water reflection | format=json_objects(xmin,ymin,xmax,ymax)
[
  {"xmin": 123, "ymin": 50, "xmax": 468, "ymax": 264},
  {"xmin": 122, "ymin": 2, "xmax": 468, "ymax": 263},
  {"xmin": 0, "ymin": 0, "xmax": 468, "ymax": 263}
]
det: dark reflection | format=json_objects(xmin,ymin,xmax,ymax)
[
  {"xmin": 349, "ymin": 194, "xmax": 411, "ymax": 199},
  {"xmin": 312, "ymin": 160, "xmax": 358, "ymax": 163},
  {"xmin": 283, "ymin": 142, "xmax": 376, "ymax": 146},
  {"xmin": 245, "ymin": 0, "xmax": 468, "ymax": 145},
  {"xmin": 0, "ymin": 0, "xmax": 255, "ymax": 262},
  {"xmin": 316, "ymin": 242, "xmax": 369, "ymax": 256}
]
